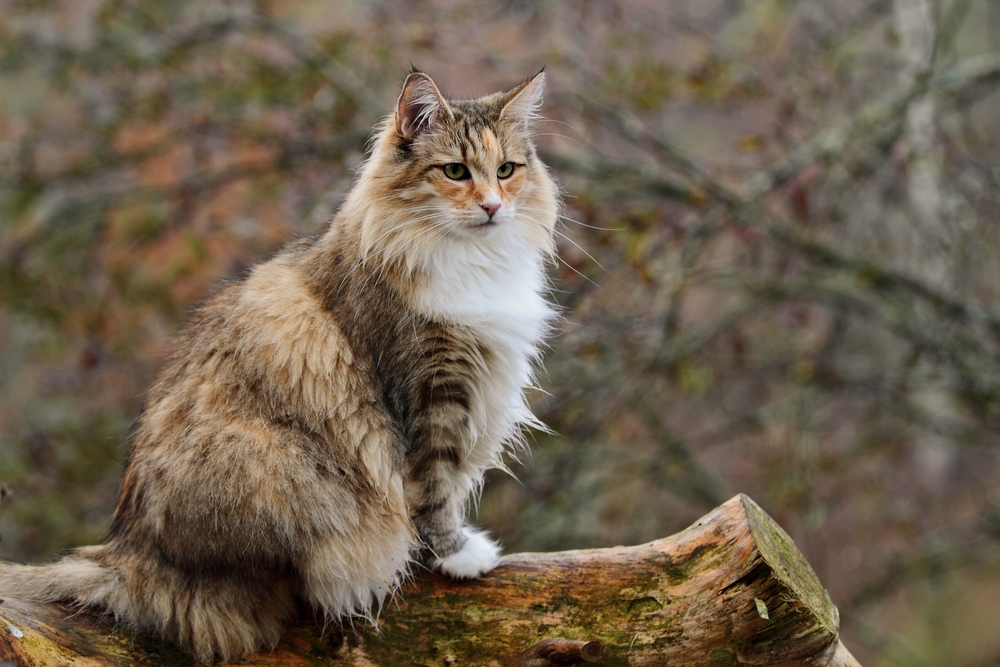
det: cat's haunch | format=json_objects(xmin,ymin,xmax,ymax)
[{"xmin": 0, "ymin": 69, "xmax": 559, "ymax": 663}]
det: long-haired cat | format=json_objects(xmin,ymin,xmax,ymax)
[{"xmin": 0, "ymin": 69, "xmax": 558, "ymax": 663}]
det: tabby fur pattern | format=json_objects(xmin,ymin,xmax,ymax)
[{"xmin": 0, "ymin": 69, "xmax": 558, "ymax": 663}]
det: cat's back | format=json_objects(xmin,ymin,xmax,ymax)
[
  {"xmin": 114, "ymin": 235, "xmax": 406, "ymax": 558},
  {"xmin": 135, "ymin": 236, "xmax": 386, "ymax": 463}
]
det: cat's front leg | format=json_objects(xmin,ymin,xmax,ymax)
[
  {"xmin": 407, "ymin": 459, "xmax": 500, "ymax": 579},
  {"xmin": 406, "ymin": 390, "xmax": 499, "ymax": 579}
]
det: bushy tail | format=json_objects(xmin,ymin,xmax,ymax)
[
  {"xmin": 0, "ymin": 544, "xmax": 296, "ymax": 664},
  {"xmin": 0, "ymin": 545, "xmax": 121, "ymax": 610}
]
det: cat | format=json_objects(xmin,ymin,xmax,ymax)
[{"xmin": 0, "ymin": 68, "xmax": 558, "ymax": 663}]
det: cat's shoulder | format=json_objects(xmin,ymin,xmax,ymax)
[{"xmin": 173, "ymin": 234, "xmax": 345, "ymax": 353}]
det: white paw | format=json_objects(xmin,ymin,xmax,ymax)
[{"xmin": 432, "ymin": 529, "xmax": 500, "ymax": 579}]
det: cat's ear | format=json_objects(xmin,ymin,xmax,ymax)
[
  {"xmin": 501, "ymin": 71, "xmax": 545, "ymax": 130},
  {"xmin": 395, "ymin": 71, "xmax": 450, "ymax": 141}
]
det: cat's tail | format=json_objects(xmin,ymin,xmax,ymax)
[
  {"xmin": 0, "ymin": 544, "xmax": 297, "ymax": 664},
  {"xmin": 0, "ymin": 545, "xmax": 123, "ymax": 609}
]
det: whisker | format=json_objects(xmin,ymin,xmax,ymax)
[
  {"xmin": 535, "ymin": 132, "xmax": 582, "ymax": 146},
  {"xmin": 517, "ymin": 204, "xmax": 622, "ymax": 231},
  {"xmin": 515, "ymin": 215, "xmax": 602, "ymax": 286},
  {"xmin": 550, "ymin": 226, "xmax": 606, "ymax": 271},
  {"xmin": 539, "ymin": 117, "xmax": 584, "ymax": 133}
]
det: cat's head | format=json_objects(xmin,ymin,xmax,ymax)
[{"xmin": 352, "ymin": 69, "xmax": 559, "ymax": 272}]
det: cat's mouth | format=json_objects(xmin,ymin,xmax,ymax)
[{"xmin": 468, "ymin": 220, "xmax": 498, "ymax": 230}]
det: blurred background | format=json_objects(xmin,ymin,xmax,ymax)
[{"xmin": 1, "ymin": 0, "xmax": 999, "ymax": 664}]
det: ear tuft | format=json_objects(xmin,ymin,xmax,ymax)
[
  {"xmin": 501, "ymin": 71, "xmax": 546, "ymax": 130},
  {"xmin": 395, "ymin": 71, "xmax": 450, "ymax": 141}
]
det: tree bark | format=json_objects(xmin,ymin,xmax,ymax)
[{"xmin": 0, "ymin": 495, "xmax": 861, "ymax": 666}]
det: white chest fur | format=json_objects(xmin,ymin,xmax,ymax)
[
  {"xmin": 417, "ymin": 245, "xmax": 550, "ymax": 345},
  {"xmin": 413, "ymin": 237, "xmax": 553, "ymax": 468}
]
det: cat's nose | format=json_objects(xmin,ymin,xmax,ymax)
[{"xmin": 481, "ymin": 201, "xmax": 501, "ymax": 218}]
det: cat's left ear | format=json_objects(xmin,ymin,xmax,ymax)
[
  {"xmin": 395, "ymin": 70, "xmax": 451, "ymax": 141},
  {"xmin": 501, "ymin": 71, "xmax": 546, "ymax": 130}
]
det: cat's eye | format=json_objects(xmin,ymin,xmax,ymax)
[
  {"xmin": 443, "ymin": 163, "xmax": 469, "ymax": 180},
  {"xmin": 496, "ymin": 162, "xmax": 515, "ymax": 179}
]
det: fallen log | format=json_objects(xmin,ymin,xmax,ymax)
[{"xmin": 0, "ymin": 494, "xmax": 861, "ymax": 666}]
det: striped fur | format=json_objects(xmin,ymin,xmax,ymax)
[{"xmin": 0, "ymin": 69, "xmax": 558, "ymax": 663}]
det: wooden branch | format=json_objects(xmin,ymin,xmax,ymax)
[
  {"xmin": 0, "ymin": 495, "xmax": 861, "ymax": 666},
  {"xmin": 521, "ymin": 638, "xmax": 604, "ymax": 666}
]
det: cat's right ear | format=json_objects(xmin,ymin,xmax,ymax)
[{"xmin": 395, "ymin": 71, "xmax": 450, "ymax": 142}]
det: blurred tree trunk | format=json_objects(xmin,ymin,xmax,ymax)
[
  {"xmin": 0, "ymin": 495, "xmax": 861, "ymax": 666},
  {"xmin": 895, "ymin": 0, "xmax": 948, "ymax": 286}
]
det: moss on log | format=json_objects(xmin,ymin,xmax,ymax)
[{"xmin": 0, "ymin": 495, "xmax": 860, "ymax": 666}]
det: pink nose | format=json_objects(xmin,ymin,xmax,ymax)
[{"xmin": 481, "ymin": 202, "xmax": 501, "ymax": 218}]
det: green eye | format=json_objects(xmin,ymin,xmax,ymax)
[
  {"xmin": 496, "ymin": 162, "xmax": 515, "ymax": 179},
  {"xmin": 443, "ymin": 163, "xmax": 468, "ymax": 180}
]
